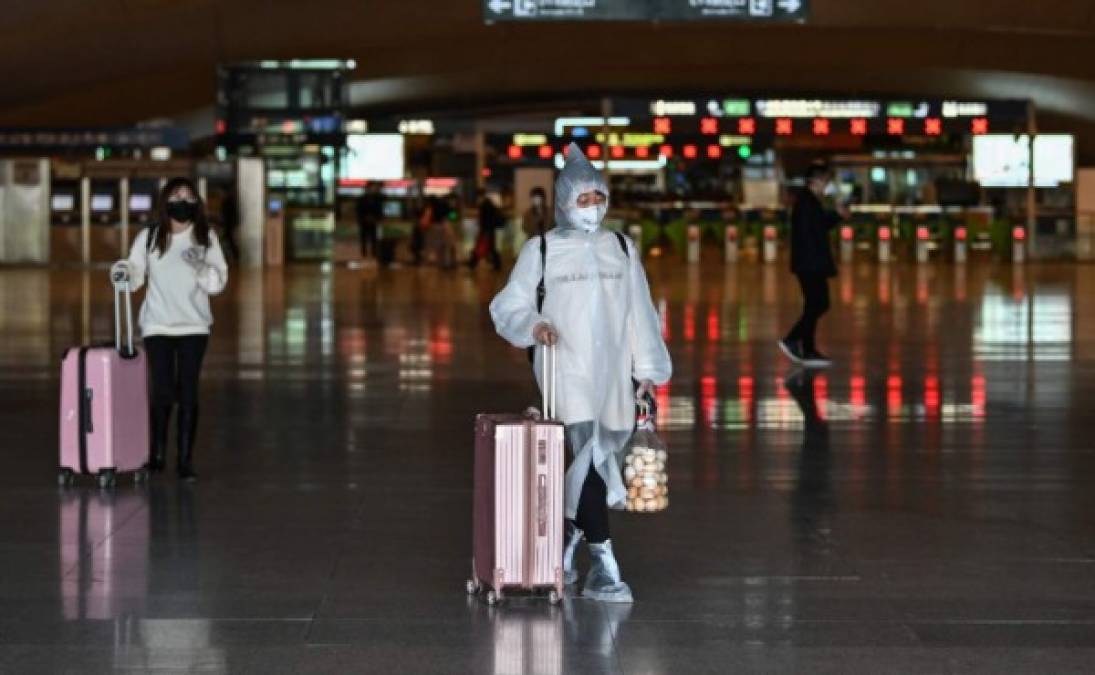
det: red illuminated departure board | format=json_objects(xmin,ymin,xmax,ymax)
[{"xmin": 485, "ymin": 96, "xmax": 1028, "ymax": 166}]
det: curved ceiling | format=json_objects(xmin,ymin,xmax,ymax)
[{"xmin": 2, "ymin": 0, "xmax": 1094, "ymax": 158}]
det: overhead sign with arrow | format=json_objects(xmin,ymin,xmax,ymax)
[{"xmin": 483, "ymin": 0, "xmax": 810, "ymax": 23}]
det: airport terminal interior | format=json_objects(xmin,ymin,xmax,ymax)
[{"xmin": 2, "ymin": 1, "xmax": 1095, "ymax": 673}]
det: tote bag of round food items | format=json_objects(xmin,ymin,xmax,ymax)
[{"xmin": 622, "ymin": 400, "xmax": 668, "ymax": 513}]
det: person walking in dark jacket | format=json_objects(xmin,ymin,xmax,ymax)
[
  {"xmin": 355, "ymin": 183, "xmax": 384, "ymax": 260},
  {"xmin": 778, "ymin": 162, "xmax": 849, "ymax": 368},
  {"xmin": 467, "ymin": 189, "xmax": 504, "ymax": 271}
]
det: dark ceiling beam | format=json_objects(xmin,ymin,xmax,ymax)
[{"xmin": 0, "ymin": 0, "xmax": 1093, "ymax": 162}]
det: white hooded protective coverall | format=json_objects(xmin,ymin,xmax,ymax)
[{"xmin": 489, "ymin": 144, "xmax": 672, "ymax": 519}]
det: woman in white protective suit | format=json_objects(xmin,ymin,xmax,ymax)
[{"xmin": 489, "ymin": 143, "xmax": 672, "ymax": 603}]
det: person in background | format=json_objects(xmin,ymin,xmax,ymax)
[
  {"xmin": 438, "ymin": 191, "xmax": 461, "ymax": 269},
  {"xmin": 521, "ymin": 186, "xmax": 551, "ymax": 239},
  {"xmin": 467, "ymin": 189, "xmax": 504, "ymax": 271},
  {"xmin": 412, "ymin": 196, "xmax": 434, "ymax": 266},
  {"xmin": 490, "ymin": 144, "xmax": 672, "ymax": 603},
  {"xmin": 218, "ymin": 186, "xmax": 240, "ymax": 263},
  {"xmin": 355, "ymin": 182, "xmax": 384, "ymax": 260},
  {"xmin": 778, "ymin": 162, "xmax": 850, "ymax": 369},
  {"xmin": 122, "ymin": 177, "xmax": 229, "ymax": 482}
]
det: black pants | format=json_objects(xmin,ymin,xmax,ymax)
[
  {"xmin": 785, "ymin": 273, "xmax": 831, "ymax": 354},
  {"xmin": 573, "ymin": 470, "xmax": 610, "ymax": 544},
  {"xmin": 359, "ymin": 222, "xmax": 378, "ymax": 258},
  {"xmin": 145, "ymin": 335, "xmax": 209, "ymax": 412}
]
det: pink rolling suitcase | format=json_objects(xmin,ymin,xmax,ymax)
[
  {"xmin": 467, "ymin": 345, "xmax": 565, "ymax": 606},
  {"xmin": 59, "ymin": 262, "xmax": 150, "ymax": 489}
]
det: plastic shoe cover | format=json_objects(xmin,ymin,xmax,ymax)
[
  {"xmin": 583, "ymin": 540, "xmax": 633, "ymax": 603},
  {"xmin": 563, "ymin": 521, "xmax": 584, "ymax": 585}
]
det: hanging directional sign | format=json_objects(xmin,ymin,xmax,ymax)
[{"xmin": 483, "ymin": 0, "xmax": 809, "ymax": 23}]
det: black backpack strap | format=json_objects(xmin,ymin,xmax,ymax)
[
  {"xmin": 535, "ymin": 234, "xmax": 547, "ymax": 312},
  {"xmin": 613, "ymin": 230, "xmax": 630, "ymax": 258},
  {"xmin": 527, "ymin": 235, "xmax": 548, "ymax": 364}
]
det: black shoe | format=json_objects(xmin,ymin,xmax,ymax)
[
  {"xmin": 778, "ymin": 339, "xmax": 804, "ymax": 364},
  {"xmin": 801, "ymin": 350, "xmax": 833, "ymax": 369},
  {"xmin": 176, "ymin": 405, "xmax": 199, "ymax": 482},
  {"xmin": 146, "ymin": 404, "xmax": 171, "ymax": 474}
]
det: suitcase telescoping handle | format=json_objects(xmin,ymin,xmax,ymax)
[
  {"xmin": 541, "ymin": 343, "xmax": 557, "ymax": 421},
  {"xmin": 109, "ymin": 261, "xmax": 136, "ymax": 357}
]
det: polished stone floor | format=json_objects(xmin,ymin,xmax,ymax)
[{"xmin": 1, "ymin": 256, "xmax": 1094, "ymax": 674}]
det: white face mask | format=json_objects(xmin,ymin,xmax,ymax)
[{"xmin": 568, "ymin": 203, "xmax": 607, "ymax": 232}]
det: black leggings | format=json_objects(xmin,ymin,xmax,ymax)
[
  {"xmin": 144, "ymin": 335, "xmax": 209, "ymax": 411},
  {"xmin": 573, "ymin": 470, "xmax": 610, "ymax": 544},
  {"xmin": 785, "ymin": 273, "xmax": 831, "ymax": 354}
]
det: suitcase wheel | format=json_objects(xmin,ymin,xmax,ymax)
[
  {"xmin": 486, "ymin": 590, "xmax": 500, "ymax": 606},
  {"xmin": 548, "ymin": 590, "xmax": 561, "ymax": 606},
  {"xmin": 57, "ymin": 469, "xmax": 75, "ymax": 488},
  {"xmin": 97, "ymin": 469, "xmax": 117, "ymax": 490},
  {"xmin": 134, "ymin": 468, "xmax": 150, "ymax": 484},
  {"xmin": 465, "ymin": 579, "xmax": 480, "ymax": 596}
]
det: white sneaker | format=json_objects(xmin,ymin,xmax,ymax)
[
  {"xmin": 801, "ymin": 350, "xmax": 833, "ymax": 369},
  {"xmin": 778, "ymin": 339, "xmax": 803, "ymax": 364}
]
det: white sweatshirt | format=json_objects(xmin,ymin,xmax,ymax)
[{"xmin": 126, "ymin": 226, "xmax": 229, "ymax": 337}]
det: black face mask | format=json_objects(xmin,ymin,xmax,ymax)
[{"xmin": 166, "ymin": 200, "xmax": 198, "ymax": 223}]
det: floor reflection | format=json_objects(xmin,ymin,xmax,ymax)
[
  {"xmin": 658, "ymin": 371, "xmax": 988, "ymax": 431},
  {"xmin": 1, "ymin": 259, "xmax": 1093, "ymax": 670},
  {"xmin": 785, "ymin": 369, "xmax": 835, "ymax": 552},
  {"xmin": 60, "ymin": 487, "xmax": 150, "ymax": 621},
  {"xmin": 464, "ymin": 596, "xmax": 630, "ymax": 675},
  {"xmin": 489, "ymin": 607, "xmax": 564, "ymax": 675},
  {"xmin": 17, "ymin": 261, "xmax": 1081, "ymax": 416},
  {"xmin": 58, "ymin": 486, "xmax": 223, "ymax": 671}
]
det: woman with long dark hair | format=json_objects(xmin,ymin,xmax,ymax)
[{"xmin": 122, "ymin": 177, "xmax": 228, "ymax": 481}]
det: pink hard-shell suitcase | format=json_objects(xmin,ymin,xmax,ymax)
[
  {"xmin": 59, "ymin": 262, "xmax": 150, "ymax": 489},
  {"xmin": 467, "ymin": 345, "xmax": 566, "ymax": 606}
]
